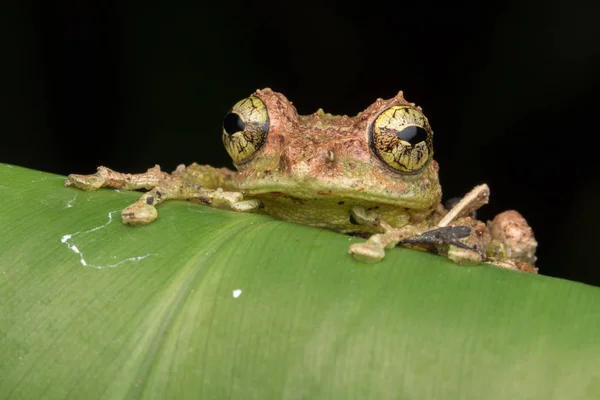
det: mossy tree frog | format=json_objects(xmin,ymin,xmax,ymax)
[{"xmin": 66, "ymin": 89, "xmax": 538, "ymax": 273}]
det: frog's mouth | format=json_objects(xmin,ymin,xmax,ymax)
[
  {"xmin": 233, "ymin": 156, "xmax": 441, "ymax": 211},
  {"xmin": 239, "ymin": 181, "xmax": 439, "ymax": 211}
]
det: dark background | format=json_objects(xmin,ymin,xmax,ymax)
[{"xmin": 2, "ymin": 1, "xmax": 599, "ymax": 286}]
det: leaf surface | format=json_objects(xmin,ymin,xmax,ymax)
[{"xmin": 1, "ymin": 164, "xmax": 599, "ymax": 399}]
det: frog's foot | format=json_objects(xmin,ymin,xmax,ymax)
[
  {"xmin": 399, "ymin": 225, "xmax": 486, "ymax": 265},
  {"xmin": 65, "ymin": 165, "xmax": 254, "ymax": 225},
  {"xmin": 348, "ymin": 204, "xmax": 485, "ymax": 264},
  {"xmin": 348, "ymin": 208, "xmax": 419, "ymax": 262},
  {"xmin": 348, "ymin": 206, "xmax": 453, "ymax": 263},
  {"xmin": 349, "ymin": 225, "xmax": 476, "ymax": 263},
  {"xmin": 400, "ymin": 225, "xmax": 472, "ymax": 248},
  {"xmin": 121, "ymin": 184, "xmax": 256, "ymax": 225},
  {"xmin": 348, "ymin": 235, "xmax": 386, "ymax": 263},
  {"xmin": 349, "ymin": 227, "xmax": 416, "ymax": 263}
]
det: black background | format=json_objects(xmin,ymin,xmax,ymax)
[{"xmin": 2, "ymin": 1, "xmax": 599, "ymax": 286}]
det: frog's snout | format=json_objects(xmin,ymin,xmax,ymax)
[{"xmin": 281, "ymin": 147, "xmax": 338, "ymax": 178}]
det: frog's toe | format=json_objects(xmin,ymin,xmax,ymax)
[
  {"xmin": 484, "ymin": 258, "xmax": 539, "ymax": 274},
  {"xmin": 447, "ymin": 245, "xmax": 484, "ymax": 265},
  {"xmin": 121, "ymin": 203, "xmax": 158, "ymax": 225},
  {"xmin": 349, "ymin": 242, "xmax": 385, "ymax": 263},
  {"xmin": 231, "ymin": 199, "xmax": 261, "ymax": 212},
  {"xmin": 65, "ymin": 173, "xmax": 105, "ymax": 191}
]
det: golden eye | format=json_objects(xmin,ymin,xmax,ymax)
[
  {"xmin": 369, "ymin": 106, "xmax": 433, "ymax": 173},
  {"xmin": 222, "ymin": 96, "xmax": 269, "ymax": 165}
]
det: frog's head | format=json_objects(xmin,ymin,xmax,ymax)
[{"xmin": 221, "ymin": 88, "xmax": 441, "ymax": 210}]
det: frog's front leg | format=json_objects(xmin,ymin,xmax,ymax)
[
  {"xmin": 348, "ymin": 186, "xmax": 490, "ymax": 263},
  {"xmin": 65, "ymin": 165, "xmax": 260, "ymax": 224},
  {"xmin": 348, "ymin": 225, "xmax": 418, "ymax": 263}
]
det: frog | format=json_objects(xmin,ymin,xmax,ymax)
[{"xmin": 65, "ymin": 88, "xmax": 538, "ymax": 273}]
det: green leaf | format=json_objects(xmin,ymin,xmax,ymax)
[{"xmin": 1, "ymin": 163, "xmax": 599, "ymax": 399}]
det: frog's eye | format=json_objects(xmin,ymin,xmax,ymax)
[
  {"xmin": 369, "ymin": 106, "xmax": 433, "ymax": 173},
  {"xmin": 222, "ymin": 96, "xmax": 269, "ymax": 165}
]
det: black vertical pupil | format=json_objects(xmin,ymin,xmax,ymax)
[
  {"xmin": 223, "ymin": 113, "xmax": 246, "ymax": 135},
  {"xmin": 396, "ymin": 126, "xmax": 427, "ymax": 145}
]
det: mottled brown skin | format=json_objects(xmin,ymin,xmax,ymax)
[
  {"xmin": 65, "ymin": 88, "xmax": 538, "ymax": 273},
  {"xmin": 234, "ymin": 90, "xmax": 440, "ymax": 208},
  {"xmin": 217, "ymin": 89, "xmax": 441, "ymax": 234}
]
